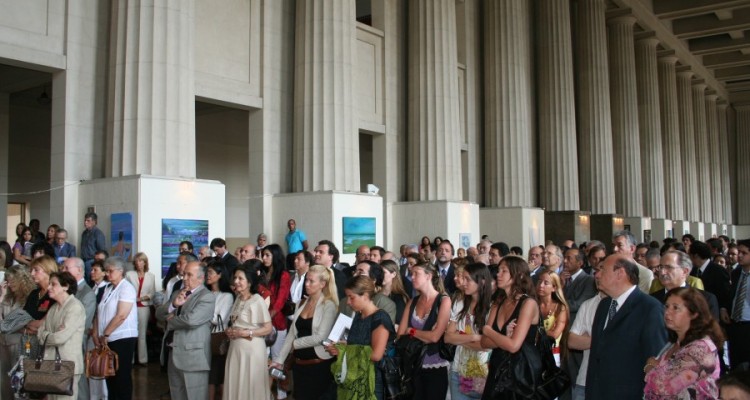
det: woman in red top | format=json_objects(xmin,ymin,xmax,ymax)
[{"xmin": 261, "ymin": 244, "xmax": 291, "ymax": 400}]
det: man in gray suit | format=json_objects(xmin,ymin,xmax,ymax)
[
  {"xmin": 156, "ymin": 261, "xmax": 215, "ymax": 400},
  {"xmin": 61, "ymin": 257, "xmax": 96, "ymax": 400}
]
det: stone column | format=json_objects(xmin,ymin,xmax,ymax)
[
  {"xmin": 692, "ymin": 81, "xmax": 713, "ymax": 222},
  {"xmin": 658, "ymin": 55, "xmax": 684, "ymax": 221},
  {"xmin": 537, "ymin": 0, "xmax": 579, "ymax": 211},
  {"xmin": 635, "ymin": 36, "xmax": 665, "ymax": 219},
  {"xmin": 107, "ymin": 0, "xmax": 196, "ymax": 178},
  {"xmin": 736, "ymin": 106, "xmax": 750, "ymax": 224},
  {"xmin": 717, "ymin": 101, "xmax": 733, "ymax": 224},
  {"xmin": 575, "ymin": 0, "xmax": 615, "ymax": 214},
  {"xmin": 0, "ymin": 93, "xmax": 7, "ymax": 238},
  {"xmin": 705, "ymin": 93, "xmax": 723, "ymax": 223},
  {"xmin": 677, "ymin": 71, "xmax": 699, "ymax": 222},
  {"xmin": 484, "ymin": 0, "xmax": 533, "ymax": 207},
  {"xmin": 408, "ymin": 0, "xmax": 462, "ymax": 201},
  {"xmin": 607, "ymin": 15, "xmax": 642, "ymax": 217},
  {"xmin": 294, "ymin": 0, "xmax": 359, "ymax": 192}
]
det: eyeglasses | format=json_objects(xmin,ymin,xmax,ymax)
[{"xmin": 655, "ymin": 265, "xmax": 680, "ymax": 271}]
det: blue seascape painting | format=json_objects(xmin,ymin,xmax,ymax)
[
  {"xmin": 342, "ymin": 217, "xmax": 376, "ymax": 254},
  {"xmin": 161, "ymin": 219, "xmax": 209, "ymax": 275}
]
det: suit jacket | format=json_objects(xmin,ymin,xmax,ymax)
[
  {"xmin": 54, "ymin": 242, "xmax": 77, "ymax": 260},
  {"xmin": 331, "ymin": 266, "xmax": 347, "ymax": 300},
  {"xmin": 730, "ymin": 267, "xmax": 749, "ymax": 321},
  {"xmin": 219, "ymin": 253, "xmax": 240, "ymax": 274},
  {"xmin": 156, "ymin": 287, "xmax": 216, "ymax": 372},
  {"xmin": 651, "ymin": 287, "xmax": 720, "ymax": 320},
  {"xmin": 274, "ymin": 296, "xmax": 338, "ymax": 362},
  {"xmin": 692, "ymin": 262, "xmax": 732, "ymax": 311},
  {"xmin": 437, "ymin": 263, "xmax": 457, "ymax": 295},
  {"xmin": 125, "ymin": 271, "xmax": 157, "ymax": 306},
  {"xmin": 37, "ymin": 295, "xmax": 86, "ymax": 374},
  {"xmin": 76, "ymin": 281, "xmax": 97, "ymax": 331},
  {"xmin": 562, "ymin": 271, "xmax": 597, "ymax": 323},
  {"xmin": 586, "ymin": 288, "xmax": 667, "ymax": 400}
]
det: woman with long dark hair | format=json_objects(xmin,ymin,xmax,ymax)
[
  {"xmin": 644, "ymin": 287, "xmax": 723, "ymax": 399},
  {"xmin": 261, "ymin": 244, "xmax": 291, "ymax": 400},
  {"xmin": 205, "ymin": 261, "xmax": 235, "ymax": 400},
  {"xmin": 445, "ymin": 263, "xmax": 493, "ymax": 399},
  {"xmin": 480, "ymin": 256, "xmax": 540, "ymax": 400}
]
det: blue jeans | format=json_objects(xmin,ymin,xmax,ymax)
[
  {"xmin": 449, "ymin": 371, "xmax": 483, "ymax": 400},
  {"xmin": 572, "ymin": 384, "xmax": 586, "ymax": 400}
]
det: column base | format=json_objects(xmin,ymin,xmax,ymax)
[
  {"xmin": 391, "ymin": 200, "xmax": 479, "ymax": 253},
  {"xmin": 589, "ymin": 214, "xmax": 624, "ymax": 245},
  {"xmin": 623, "ymin": 217, "xmax": 652, "ymax": 243},
  {"xmin": 704, "ymin": 223, "xmax": 717, "ymax": 240},
  {"xmin": 673, "ymin": 221, "xmax": 690, "ymax": 238},
  {"xmin": 689, "ymin": 222, "xmax": 705, "ymax": 241},
  {"xmin": 479, "ymin": 207, "xmax": 545, "ymax": 251},
  {"xmin": 273, "ymin": 191, "xmax": 384, "ymax": 265},
  {"xmin": 650, "ymin": 219, "xmax": 673, "ymax": 244},
  {"xmin": 544, "ymin": 211, "xmax": 591, "ymax": 246},
  {"xmin": 735, "ymin": 226, "xmax": 750, "ymax": 239},
  {"xmin": 79, "ymin": 175, "xmax": 227, "ymax": 281}
]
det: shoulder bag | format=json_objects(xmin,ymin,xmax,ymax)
[
  {"xmin": 23, "ymin": 338, "xmax": 75, "ymax": 396},
  {"xmin": 211, "ymin": 314, "xmax": 229, "ymax": 356}
]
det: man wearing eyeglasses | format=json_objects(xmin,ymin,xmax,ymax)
[{"xmin": 651, "ymin": 250, "xmax": 720, "ymax": 320}]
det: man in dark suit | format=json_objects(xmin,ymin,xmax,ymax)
[
  {"xmin": 586, "ymin": 255, "xmax": 667, "ymax": 399},
  {"xmin": 727, "ymin": 239, "xmax": 750, "ymax": 370},
  {"xmin": 689, "ymin": 241, "xmax": 732, "ymax": 320},
  {"xmin": 314, "ymin": 240, "xmax": 348, "ymax": 300},
  {"xmin": 651, "ymin": 250, "xmax": 720, "ymax": 319},
  {"xmin": 53, "ymin": 228, "xmax": 77, "ymax": 263},
  {"xmin": 211, "ymin": 237, "xmax": 240, "ymax": 275},
  {"xmin": 156, "ymin": 262, "xmax": 216, "ymax": 400},
  {"xmin": 435, "ymin": 241, "xmax": 456, "ymax": 295}
]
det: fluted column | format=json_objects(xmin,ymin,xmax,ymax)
[
  {"xmin": 575, "ymin": 0, "xmax": 615, "ymax": 214},
  {"xmin": 692, "ymin": 82, "xmax": 712, "ymax": 222},
  {"xmin": 107, "ymin": 0, "xmax": 196, "ymax": 178},
  {"xmin": 736, "ymin": 106, "xmax": 750, "ymax": 224},
  {"xmin": 658, "ymin": 55, "xmax": 684, "ymax": 220},
  {"xmin": 537, "ymin": 0, "xmax": 579, "ymax": 211},
  {"xmin": 677, "ymin": 71, "xmax": 699, "ymax": 221},
  {"xmin": 294, "ymin": 0, "xmax": 359, "ymax": 192},
  {"xmin": 635, "ymin": 36, "xmax": 665, "ymax": 219},
  {"xmin": 608, "ymin": 15, "xmax": 643, "ymax": 217},
  {"xmin": 717, "ymin": 102, "xmax": 733, "ymax": 224},
  {"xmin": 408, "ymin": 0, "xmax": 462, "ymax": 201},
  {"xmin": 484, "ymin": 0, "xmax": 533, "ymax": 207},
  {"xmin": 705, "ymin": 93, "xmax": 723, "ymax": 223}
]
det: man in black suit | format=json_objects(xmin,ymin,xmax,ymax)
[
  {"xmin": 727, "ymin": 239, "xmax": 750, "ymax": 370},
  {"xmin": 435, "ymin": 241, "xmax": 456, "ymax": 295},
  {"xmin": 586, "ymin": 255, "xmax": 667, "ymax": 399},
  {"xmin": 652, "ymin": 250, "xmax": 720, "ymax": 320},
  {"xmin": 314, "ymin": 240, "xmax": 348, "ymax": 300},
  {"xmin": 689, "ymin": 241, "xmax": 732, "ymax": 321},
  {"xmin": 210, "ymin": 237, "xmax": 240, "ymax": 275}
]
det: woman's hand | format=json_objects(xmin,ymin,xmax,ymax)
[
  {"xmin": 324, "ymin": 342, "xmax": 340, "ymax": 356},
  {"xmin": 644, "ymin": 356, "xmax": 658, "ymax": 373},
  {"xmin": 506, "ymin": 319, "xmax": 517, "ymax": 338}
]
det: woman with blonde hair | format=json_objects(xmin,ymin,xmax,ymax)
[
  {"xmin": 397, "ymin": 262, "xmax": 452, "ymax": 398},
  {"xmin": 535, "ymin": 270, "xmax": 569, "ymax": 345},
  {"xmin": 24, "ymin": 256, "xmax": 58, "ymax": 336},
  {"xmin": 125, "ymin": 252, "xmax": 156, "ymax": 365},
  {"xmin": 272, "ymin": 265, "xmax": 339, "ymax": 400},
  {"xmin": 0, "ymin": 265, "xmax": 36, "ymax": 400}
]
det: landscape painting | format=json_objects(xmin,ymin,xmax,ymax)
[
  {"xmin": 161, "ymin": 219, "xmax": 209, "ymax": 275},
  {"xmin": 342, "ymin": 217, "xmax": 376, "ymax": 254}
]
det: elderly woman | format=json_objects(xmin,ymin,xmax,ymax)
[
  {"xmin": 37, "ymin": 271, "xmax": 86, "ymax": 400},
  {"xmin": 0, "ymin": 265, "xmax": 36, "ymax": 400},
  {"xmin": 92, "ymin": 257, "xmax": 138, "ymax": 400},
  {"xmin": 223, "ymin": 264, "xmax": 273, "ymax": 400},
  {"xmin": 644, "ymin": 287, "xmax": 723, "ymax": 399},
  {"xmin": 272, "ymin": 265, "xmax": 339, "ymax": 400},
  {"xmin": 125, "ymin": 252, "xmax": 156, "ymax": 365}
]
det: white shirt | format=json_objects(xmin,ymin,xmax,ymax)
[
  {"xmin": 97, "ymin": 280, "xmax": 138, "ymax": 342},
  {"xmin": 290, "ymin": 272, "xmax": 306, "ymax": 304},
  {"xmin": 569, "ymin": 294, "xmax": 605, "ymax": 387},
  {"xmin": 699, "ymin": 259, "xmax": 710, "ymax": 275},
  {"xmin": 570, "ymin": 269, "xmax": 584, "ymax": 282}
]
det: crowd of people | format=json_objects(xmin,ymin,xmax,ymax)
[{"xmin": 1, "ymin": 214, "xmax": 749, "ymax": 400}]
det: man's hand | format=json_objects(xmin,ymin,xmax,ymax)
[{"xmin": 172, "ymin": 289, "xmax": 189, "ymax": 308}]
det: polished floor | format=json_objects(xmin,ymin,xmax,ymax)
[{"xmin": 132, "ymin": 363, "xmax": 171, "ymax": 399}]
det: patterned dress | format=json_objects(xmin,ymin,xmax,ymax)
[{"xmin": 643, "ymin": 337, "xmax": 720, "ymax": 400}]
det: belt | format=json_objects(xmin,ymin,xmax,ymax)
[{"xmin": 294, "ymin": 357, "xmax": 328, "ymax": 366}]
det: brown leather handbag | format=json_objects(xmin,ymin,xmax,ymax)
[
  {"xmin": 85, "ymin": 344, "xmax": 119, "ymax": 379},
  {"xmin": 22, "ymin": 340, "xmax": 75, "ymax": 396}
]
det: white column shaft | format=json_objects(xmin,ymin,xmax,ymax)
[
  {"xmin": 575, "ymin": 0, "xmax": 615, "ymax": 214},
  {"xmin": 692, "ymin": 83, "xmax": 712, "ymax": 222},
  {"xmin": 677, "ymin": 72, "xmax": 700, "ymax": 221},
  {"xmin": 537, "ymin": 0, "xmax": 579, "ymax": 211},
  {"xmin": 736, "ymin": 107, "xmax": 750, "ymax": 224},
  {"xmin": 718, "ymin": 103, "xmax": 733, "ymax": 224},
  {"xmin": 408, "ymin": 0, "xmax": 462, "ymax": 201},
  {"xmin": 608, "ymin": 16, "xmax": 643, "ymax": 217},
  {"xmin": 705, "ymin": 95, "xmax": 723, "ymax": 223},
  {"xmin": 658, "ymin": 57, "xmax": 684, "ymax": 220}
]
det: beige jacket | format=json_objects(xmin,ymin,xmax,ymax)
[
  {"xmin": 274, "ymin": 295, "xmax": 338, "ymax": 362},
  {"xmin": 37, "ymin": 295, "xmax": 86, "ymax": 375}
]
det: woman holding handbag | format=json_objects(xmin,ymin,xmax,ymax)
[
  {"xmin": 206, "ymin": 261, "xmax": 234, "ymax": 400},
  {"xmin": 271, "ymin": 264, "xmax": 339, "ymax": 400},
  {"xmin": 480, "ymin": 256, "xmax": 540, "ymax": 400},
  {"xmin": 0, "ymin": 265, "xmax": 36, "ymax": 400},
  {"xmin": 36, "ymin": 271, "xmax": 86, "ymax": 399}
]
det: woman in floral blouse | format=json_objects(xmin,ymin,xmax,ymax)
[{"xmin": 644, "ymin": 287, "xmax": 723, "ymax": 399}]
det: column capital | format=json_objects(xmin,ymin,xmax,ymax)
[
  {"xmin": 635, "ymin": 31, "xmax": 659, "ymax": 46},
  {"xmin": 658, "ymin": 55, "xmax": 679, "ymax": 65},
  {"xmin": 692, "ymin": 80, "xmax": 707, "ymax": 91},
  {"xmin": 717, "ymin": 99, "xmax": 729, "ymax": 109},
  {"xmin": 677, "ymin": 69, "xmax": 694, "ymax": 79},
  {"xmin": 606, "ymin": 11, "xmax": 636, "ymax": 27}
]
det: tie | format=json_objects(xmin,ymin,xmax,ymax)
[
  {"xmin": 697, "ymin": 269, "xmax": 703, "ymax": 278},
  {"xmin": 607, "ymin": 299, "xmax": 618, "ymax": 326},
  {"xmin": 732, "ymin": 272, "xmax": 748, "ymax": 321},
  {"xmin": 440, "ymin": 269, "xmax": 447, "ymax": 280}
]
